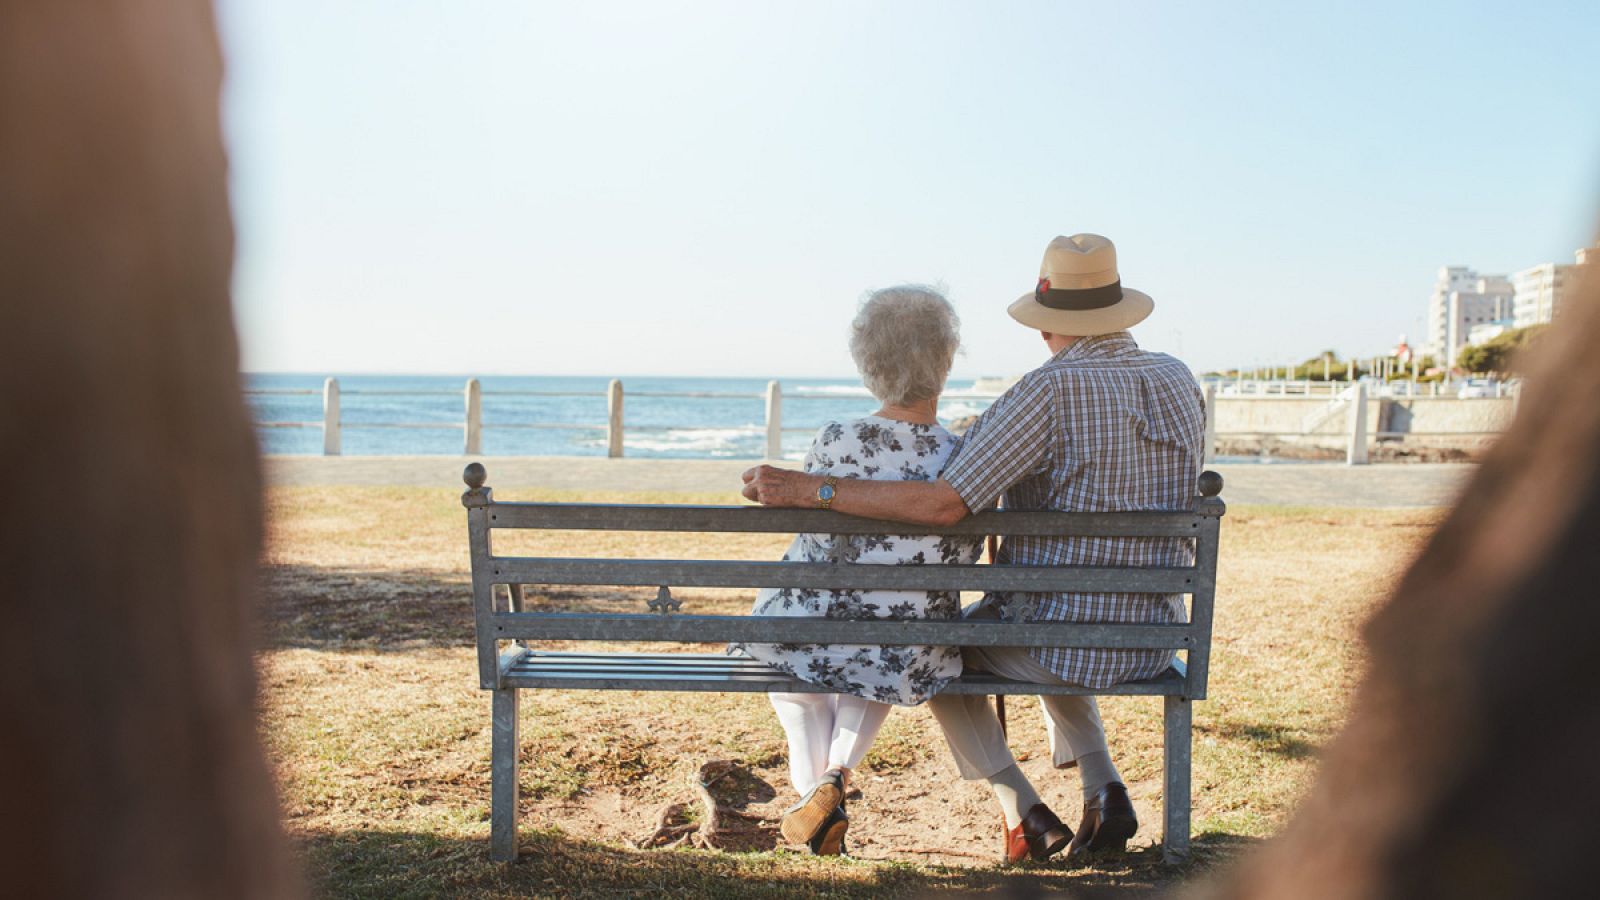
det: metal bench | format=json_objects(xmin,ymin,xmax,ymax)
[{"xmin": 460, "ymin": 463, "xmax": 1225, "ymax": 864}]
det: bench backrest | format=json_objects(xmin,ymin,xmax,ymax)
[{"xmin": 460, "ymin": 465, "xmax": 1226, "ymax": 699}]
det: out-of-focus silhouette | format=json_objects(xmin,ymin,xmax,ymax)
[
  {"xmin": 1202, "ymin": 255, "xmax": 1599, "ymax": 898},
  {"xmin": 4, "ymin": 1, "xmax": 1598, "ymax": 897},
  {"xmin": 0, "ymin": 1, "xmax": 300, "ymax": 897}
]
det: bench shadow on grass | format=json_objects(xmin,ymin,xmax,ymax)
[
  {"xmin": 298, "ymin": 827, "xmax": 1260, "ymax": 899},
  {"xmin": 258, "ymin": 563, "xmax": 756, "ymax": 651},
  {"xmin": 1200, "ymin": 722, "xmax": 1322, "ymax": 761}
]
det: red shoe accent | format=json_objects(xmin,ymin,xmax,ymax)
[{"xmin": 1003, "ymin": 803, "xmax": 1072, "ymax": 864}]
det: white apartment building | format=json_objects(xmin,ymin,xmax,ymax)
[
  {"xmin": 1511, "ymin": 262, "xmax": 1575, "ymax": 329},
  {"xmin": 1425, "ymin": 267, "xmax": 1473, "ymax": 361},
  {"xmin": 1427, "ymin": 245, "xmax": 1596, "ymax": 369},
  {"xmin": 1425, "ymin": 267, "xmax": 1514, "ymax": 368}
]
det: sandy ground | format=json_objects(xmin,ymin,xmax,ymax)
[{"xmin": 264, "ymin": 455, "xmax": 1471, "ymax": 508}]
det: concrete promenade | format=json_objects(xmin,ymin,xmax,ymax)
[{"xmin": 265, "ymin": 456, "xmax": 1472, "ymax": 508}]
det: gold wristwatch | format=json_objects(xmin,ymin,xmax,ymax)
[{"xmin": 816, "ymin": 475, "xmax": 839, "ymax": 510}]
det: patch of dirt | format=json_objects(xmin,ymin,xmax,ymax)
[{"xmin": 516, "ymin": 691, "xmax": 1174, "ymax": 869}]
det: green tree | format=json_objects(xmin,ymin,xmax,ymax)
[{"xmin": 1458, "ymin": 325, "xmax": 1548, "ymax": 375}]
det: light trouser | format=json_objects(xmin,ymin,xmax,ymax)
[
  {"xmin": 769, "ymin": 692, "xmax": 892, "ymax": 795},
  {"xmin": 926, "ymin": 644, "xmax": 1109, "ymax": 780}
]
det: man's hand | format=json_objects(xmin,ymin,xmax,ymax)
[
  {"xmin": 741, "ymin": 465, "xmax": 969, "ymax": 525},
  {"xmin": 741, "ymin": 465, "xmax": 821, "ymax": 507}
]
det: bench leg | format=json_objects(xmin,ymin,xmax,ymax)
[
  {"xmin": 1162, "ymin": 694, "xmax": 1192, "ymax": 864},
  {"xmin": 490, "ymin": 687, "xmax": 520, "ymax": 862}
]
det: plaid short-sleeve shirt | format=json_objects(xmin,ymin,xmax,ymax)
[{"xmin": 941, "ymin": 331, "xmax": 1205, "ymax": 689}]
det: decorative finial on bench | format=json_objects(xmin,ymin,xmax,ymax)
[
  {"xmin": 462, "ymin": 462, "xmax": 493, "ymax": 509},
  {"xmin": 1196, "ymin": 470, "xmax": 1225, "ymax": 518},
  {"xmin": 648, "ymin": 585, "xmax": 682, "ymax": 615}
]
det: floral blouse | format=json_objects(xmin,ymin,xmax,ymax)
[{"xmin": 731, "ymin": 416, "xmax": 983, "ymax": 706}]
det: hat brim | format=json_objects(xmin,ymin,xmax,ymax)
[{"xmin": 1007, "ymin": 287, "xmax": 1154, "ymax": 335}]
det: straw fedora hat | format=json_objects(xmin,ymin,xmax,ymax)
[{"xmin": 1007, "ymin": 234, "xmax": 1154, "ymax": 335}]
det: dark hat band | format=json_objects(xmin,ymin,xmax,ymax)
[{"xmin": 1036, "ymin": 277, "xmax": 1123, "ymax": 311}]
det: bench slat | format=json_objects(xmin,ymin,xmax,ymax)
[
  {"xmin": 514, "ymin": 652, "xmax": 776, "ymax": 667},
  {"xmin": 490, "ymin": 612, "xmax": 1196, "ymax": 648},
  {"xmin": 486, "ymin": 503, "xmax": 1204, "ymax": 538},
  {"xmin": 503, "ymin": 651, "xmax": 1186, "ymax": 696},
  {"xmin": 487, "ymin": 557, "xmax": 1198, "ymax": 594}
]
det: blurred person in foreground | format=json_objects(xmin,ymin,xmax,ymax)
[
  {"xmin": 732, "ymin": 286, "xmax": 983, "ymax": 855},
  {"xmin": 744, "ymin": 234, "xmax": 1204, "ymax": 864}
]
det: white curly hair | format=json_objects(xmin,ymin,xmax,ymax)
[{"xmin": 849, "ymin": 285, "xmax": 961, "ymax": 406}]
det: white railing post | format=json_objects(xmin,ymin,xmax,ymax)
[
  {"xmin": 464, "ymin": 378, "xmax": 482, "ymax": 455},
  {"xmin": 322, "ymin": 377, "xmax": 341, "ymax": 456},
  {"xmin": 764, "ymin": 380, "xmax": 782, "ymax": 460},
  {"xmin": 606, "ymin": 379, "xmax": 624, "ymax": 458},
  {"xmin": 1202, "ymin": 382, "xmax": 1217, "ymax": 465},
  {"xmin": 1347, "ymin": 381, "xmax": 1369, "ymax": 466}
]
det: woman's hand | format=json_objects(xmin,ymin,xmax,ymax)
[{"xmin": 741, "ymin": 465, "xmax": 821, "ymax": 507}]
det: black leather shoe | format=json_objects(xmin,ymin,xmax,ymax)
[
  {"xmin": 1004, "ymin": 803, "xmax": 1072, "ymax": 864},
  {"xmin": 808, "ymin": 798, "xmax": 848, "ymax": 856},
  {"xmin": 781, "ymin": 770, "xmax": 845, "ymax": 846},
  {"xmin": 1068, "ymin": 782, "xmax": 1138, "ymax": 856}
]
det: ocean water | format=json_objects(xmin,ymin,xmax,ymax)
[{"xmin": 246, "ymin": 374, "xmax": 1000, "ymax": 459}]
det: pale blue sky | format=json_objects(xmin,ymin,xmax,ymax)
[{"xmin": 219, "ymin": 0, "xmax": 1600, "ymax": 378}]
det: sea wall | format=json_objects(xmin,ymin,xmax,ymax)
[
  {"xmin": 1212, "ymin": 397, "xmax": 1513, "ymax": 459},
  {"xmin": 1214, "ymin": 397, "xmax": 1513, "ymax": 437}
]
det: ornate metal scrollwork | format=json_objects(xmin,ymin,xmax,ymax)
[
  {"xmin": 998, "ymin": 593, "xmax": 1037, "ymax": 624},
  {"xmin": 648, "ymin": 585, "xmax": 682, "ymax": 615}
]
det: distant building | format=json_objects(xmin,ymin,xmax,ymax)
[
  {"xmin": 1425, "ymin": 267, "xmax": 1514, "ymax": 369},
  {"xmin": 1509, "ymin": 245, "xmax": 1599, "ymax": 329},
  {"xmin": 1425, "ymin": 267, "xmax": 1473, "ymax": 362},
  {"xmin": 1511, "ymin": 262, "xmax": 1575, "ymax": 329},
  {"xmin": 1426, "ymin": 245, "xmax": 1595, "ymax": 370},
  {"xmin": 1466, "ymin": 319, "xmax": 1515, "ymax": 347}
]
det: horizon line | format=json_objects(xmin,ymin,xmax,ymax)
[{"xmin": 238, "ymin": 370, "xmax": 1017, "ymax": 381}]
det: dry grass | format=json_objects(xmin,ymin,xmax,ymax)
[{"xmin": 257, "ymin": 486, "xmax": 1439, "ymax": 898}]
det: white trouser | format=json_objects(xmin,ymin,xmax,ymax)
[
  {"xmin": 768, "ymin": 692, "xmax": 892, "ymax": 795},
  {"xmin": 926, "ymin": 644, "xmax": 1109, "ymax": 780}
]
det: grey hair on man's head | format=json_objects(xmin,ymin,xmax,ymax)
[{"xmin": 850, "ymin": 285, "xmax": 961, "ymax": 406}]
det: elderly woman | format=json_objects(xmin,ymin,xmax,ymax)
[{"xmin": 732, "ymin": 286, "xmax": 982, "ymax": 855}]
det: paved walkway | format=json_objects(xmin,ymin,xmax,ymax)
[{"xmin": 265, "ymin": 456, "xmax": 1472, "ymax": 508}]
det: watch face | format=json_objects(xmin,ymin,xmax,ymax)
[{"xmin": 818, "ymin": 484, "xmax": 836, "ymax": 501}]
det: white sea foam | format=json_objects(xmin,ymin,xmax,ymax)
[
  {"xmin": 960, "ymin": 377, "xmax": 1014, "ymax": 396},
  {"xmin": 618, "ymin": 425, "xmax": 764, "ymax": 457},
  {"xmin": 939, "ymin": 400, "xmax": 989, "ymax": 420},
  {"xmin": 790, "ymin": 384, "xmax": 872, "ymax": 396}
]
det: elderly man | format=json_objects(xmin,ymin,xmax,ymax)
[{"xmin": 741, "ymin": 234, "xmax": 1205, "ymax": 863}]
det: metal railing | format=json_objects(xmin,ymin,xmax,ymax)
[
  {"xmin": 251, "ymin": 378, "xmax": 1510, "ymax": 466},
  {"xmin": 248, "ymin": 378, "xmax": 1003, "ymax": 458}
]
